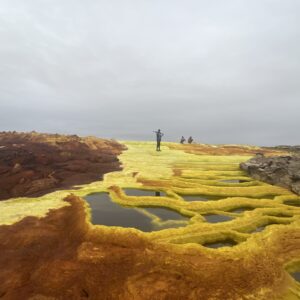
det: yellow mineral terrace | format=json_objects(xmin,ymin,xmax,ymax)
[{"xmin": 1, "ymin": 142, "xmax": 300, "ymax": 300}]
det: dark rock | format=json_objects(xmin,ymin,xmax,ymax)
[
  {"xmin": 263, "ymin": 145, "xmax": 300, "ymax": 153},
  {"xmin": 240, "ymin": 154, "xmax": 300, "ymax": 195}
]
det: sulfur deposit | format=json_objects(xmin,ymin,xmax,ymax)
[{"xmin": 1, "ymin": 141, "xmax": 300, "ymax": 300}]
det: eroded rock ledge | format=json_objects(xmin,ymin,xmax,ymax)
[
  {"xmin": 240, "ymin": 153, "xmax": 300, "ymax": 195},
  {"xmin": 0, "ymin": 131, "xmax": 126, "ymax": 200}
]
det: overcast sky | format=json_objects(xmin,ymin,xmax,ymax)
[{"xmin": 0, "ymin": 0, "xmax": 299, "ymax": 145}]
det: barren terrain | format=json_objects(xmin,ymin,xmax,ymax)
[{"xmin": 1, "ymin": 134, "xmax": 300, "ymax": 299}]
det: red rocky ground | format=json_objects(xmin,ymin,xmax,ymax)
[{"xmin": 0, "ymin": 131, "xmax": 125, "ymax": 200}]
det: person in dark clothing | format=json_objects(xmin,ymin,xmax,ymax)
[
  {"xmin": 154, "ymin": 129, "xmax": 164, "ymax": 151},
  {"xmin": 188, "ymin": 136, "xmax": 193, "ymax": 144},
  {"xmin": 180, "ymin": 136, "xmax": 186, "ymax": 144}
]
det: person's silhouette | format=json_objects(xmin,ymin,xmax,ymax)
[
  {"xmin": 180, "ymin": 136, "xmax": 186, "ymax": 144},
  {"xmin": 188, "ymin": 136, "xmax": 193, "ymax": 144},
  {"xmin": 154, "ymin": 129, "xmax": 164, "ymax": 151}
]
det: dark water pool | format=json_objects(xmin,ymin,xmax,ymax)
[
  {"xmin": 258, "ymin": 195, "xmax": 278, "ymax": 199},
  {"xmin": 84, "ymin": 193, "xmax": 188, "ymax": 232},
  {"xmin": 284, "ymin": 200, "xmax": 300, "ymax": 207},
  {"xmin": 254, "ymin": 223, "xmax": 279, "ymax": 232},
  {"xmin": 204, "ymin": 214, "xmax": 233, "ymax": 223},
  {"xmin": 220, "ymin": 179, "xmax": 241, "ymax": 183},
  {"xmin": 265, "ymin": 212, "xmax": 292, "ymax": 218},
  {"xmin": 124, "ymin": 189, "xmax": 166, "ymax": 197},
  {"xmin": 203, "ymin": 239, "xmax": 237, "ymax": 248},
  {"xmin": 179, "ymin": 194, "xmax": 224, "ymax": 202},
  {"xmin": 290, "ymin": 272, "xmax": 300, "ymax": 281},
  {"xmin": 142, "ymin": 207, "xmax": 188, "ymax": 221},
  {"xmin": 242, "ymin": 195, "xmax": 278, "ymax": 200},
  {"xmin": 230, "ymin": 207, "xmax": 255, "ymax": 213}
]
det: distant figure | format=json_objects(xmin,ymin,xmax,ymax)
[
  {"xmin": 180, "ymin": 136, "xmax": 186, "ymax": 144},
  {"xmin": 188, "ymin": 136, "xmax": 193, "ymax": 144},
  {"xmin": 154, "ymin": 129, "xmax": 164, "ymax": 151}
]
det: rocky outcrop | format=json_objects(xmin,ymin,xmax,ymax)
[
  {"xmin": 263, "ymin": 145, "xmax": 300, "ymax": 153},
  {"xmin": 0, "ymin": 131, "xmax": 126, "ymax": 200},
  {"xmin": 240, "ymin": 153, "xmax": 300, "ymax": 195}
]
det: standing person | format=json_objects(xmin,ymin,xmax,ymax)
[
  {"xmin": 154, "ymin": 129, "xmax": 164, "ymax": 151},
  {"xmin": 180, "ymin": 136, "xmax": 186, "ymax": 144},
  {"xmin": 188, "ymin": 136, "xmax": 193, "ymax": 144}
]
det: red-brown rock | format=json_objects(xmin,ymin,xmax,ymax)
[{"xmin": 0, "ymin": 132, "xmax": 125, "ymax": 200}]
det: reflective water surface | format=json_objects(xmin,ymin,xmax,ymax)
[
  {"xmin": 290, "ymin": 272, "xmax": 300, "ymax": 282},
  {"xmin": 229, "ymin": 207, "xmax": 255, "ymax": 213},
  {"xmin": 204, "ymin": 214, "xmax": 233, "ymax": 223},
  {"xmin": 220, "ymin": 179, "xmax": 241, "ymax": 183},
  {"xmin": 179, "ymin": 194, "xmax": 224, "ymax": 202},
  {"xmin": 203, "ymin": 239, "xmax": 237, "ymax": 248},
  {"xmin": 84, "ymin": 193, "xmax": 188, "ymax": 232},
  {"xmin": 123, "ymin": 189, "xmax": 166, "ymax": 197},
  {"xmin": 284, "ymin": 200, "xmax": 300, "ymax": 207}
]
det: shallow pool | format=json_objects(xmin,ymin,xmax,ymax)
[
  {"xmin": 220, "ymin": 179, "xmax": 241, "ymax": 183},
  {"xmin": 204, "ymin": 214, "xmax": 233, "ymax": 223},
  {"xmin": 254, "ymin": 222, "xmax": 279, "ymax": 232},
  {"xmin": 123, "ymin": 189, "xmax": 166, "ymax": 197},
  {"xmin": 290, "ymin": 272, "xmax": 300, "ymax": 281},
  {"xmin": 84, "ymin": 193, "xmax": 188, "ymax": 232},
  {"xmin": 229, "ymin": 207, "xmax": 255, "ymax": 213},
  {"xmin": 203, "ymin": 239, "xmax": 237, "ymax": 248},
  {"xmin": 179, "ymin": 194, "xmax": 224, "ymax": 202},
  {"xmin": 284, "ymin": 200, "xmax": 300, "ymax": 207}
]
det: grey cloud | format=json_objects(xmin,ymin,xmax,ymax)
[{"xmin": 0, "ymin": 0, "xmax": 300, "ymax": 145}]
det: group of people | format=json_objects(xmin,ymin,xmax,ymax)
[
  {"xmin": 153, "ymin": 129, "xmax": 194, "ymax": 152},
  {"xmin": 180, "ymin": 136, "xmax": 193, "ymax": 144}
]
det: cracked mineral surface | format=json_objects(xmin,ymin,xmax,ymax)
[{"xmin": 1, "ymin": 141, "xmax": 300, "ymax": 299}]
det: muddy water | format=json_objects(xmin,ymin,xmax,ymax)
[
  {"xmin": 254, "ymin": 222, "xmax": 280, "ymax": 232},
  {"xmin": 203, "ymin": 240, "xmax": 237, "ymax": 248},
  {"xmin": 220, "ymin": 179, "xmax": 241, "ymax": 183},
  {"xmin": 142, "ymin": 207, "xmax": 189, "ymax": 221},
  {"xmin": 84, "ymin": 193, "xmax": 188, "ymax": 232},
  {"xmin": 179, "ymin": 194, "xmax": 224, "ymax": 202},
  {"xmin": 124, "ymin": 189, "xmax": 166, "ymax": 197},
  {"xmin": 204, "ymin": 214, "xmax": 233, "ymax": 223},
  {"xmin": 284, "ymin": 200, "xmax": 300, "ymax": 207},
  {"xmin": 230, "ymin": 207, "xmax": 255, "ymax": 213},
  {"xmin": 290, "ymin": 272, "xmax": 300, "ymax": 281}
]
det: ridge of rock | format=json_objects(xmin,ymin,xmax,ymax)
[{"xmin": 240, "ymin": 153, "xmax": 300, "ymax": 194}]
